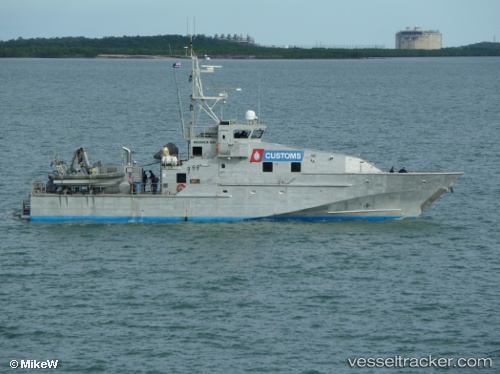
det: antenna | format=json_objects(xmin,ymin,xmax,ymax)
[
  {"xmin": 258, "ymin": 71, "xmax": 261, "ymax": 123},
  {"xmin": 173, "ymin": 66, "xmax": 187, "ymax": 140},
  {"xmin": 186, "ymin": 17, "xmax": 195, "ymax": 38}
]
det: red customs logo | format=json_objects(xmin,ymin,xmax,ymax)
[{"xmin": 250, "ymin": 148, "xmax": 264, "ymax": 162}]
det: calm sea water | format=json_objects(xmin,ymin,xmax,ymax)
[{"xmin": 1, "ymin": 56, "xmax": 499, "ymax": 373}]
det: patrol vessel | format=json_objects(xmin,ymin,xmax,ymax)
[{"xmin": 21, "ymin": 45, "xmax": 462, "ymax": 222}]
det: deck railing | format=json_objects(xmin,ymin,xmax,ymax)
[{"xmin": 31, "ymin": 180, "xmax": 165, "ymax": 196}]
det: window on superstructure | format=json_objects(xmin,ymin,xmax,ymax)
[
  {"xmin": 291, "ymin": 162, "xmax": 301, "ymax": 172},
  {"xmin": 193, "ymin": 146, "xmax": 202, "ymax": 156},
  {"xmin": 177, "ymin": 173, "xmax": 187, "ymax": 183},
  {"xmin": 263, "ymin": 162, "xmax": 273, "ymax": 172}
]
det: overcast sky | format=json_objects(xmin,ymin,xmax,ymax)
[{"xmin": 1, "ymin": 0, "xmax": 498, "ymax": 48}]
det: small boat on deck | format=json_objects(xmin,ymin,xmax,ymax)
[{"xmin": 46, "ymin": 147, "xmax": 125, "ymax": 190}]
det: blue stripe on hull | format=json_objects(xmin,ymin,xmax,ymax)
[
  {"xmin": 30, "ymin": 215, "xmax": 413, "ymax": 222},
  {"xmin": 261, "ymin": 215, "xmax": 410, "ymax": 222}
]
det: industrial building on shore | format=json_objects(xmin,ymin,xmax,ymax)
[{"xmin": 396, "ymin": 27, "xmax": 442, "ymax": 50}]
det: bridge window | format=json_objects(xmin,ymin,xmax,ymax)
[
  {"xmin": 233, "ymin": 130, "xmax": 250, "ymax": 139},
  {"xmin": 263, "ymin": 162, "xmax": 273, "ymax": 172},
  {"xmin": 251, "ymin": 129, "xmax": 264, "ymax": 139}
]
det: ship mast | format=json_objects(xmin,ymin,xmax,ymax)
[{"xmin": 188, "ymin": 41, "xmax": 226, "ymax": 140}]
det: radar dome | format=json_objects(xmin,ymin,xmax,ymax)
[{"xmin": 245, "ymin": 110, "xmax": 257, "ymax": 121}]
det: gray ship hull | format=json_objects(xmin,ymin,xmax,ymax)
[
  {"xmin": 21, "ymin": 46, "xmax": 462, "ymax": 222},
  {"xmin": 28, "ymin": 172, "xmax": 461, "ymax": 222}
]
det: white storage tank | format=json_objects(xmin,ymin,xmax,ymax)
[{"xmin": 396, "ymin": 27, "xmax": 442, "ymax": 50}]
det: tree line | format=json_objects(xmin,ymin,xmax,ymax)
[{"xmin": 1, "ymin": 34, "xmax": 499, "ymax": 58}]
